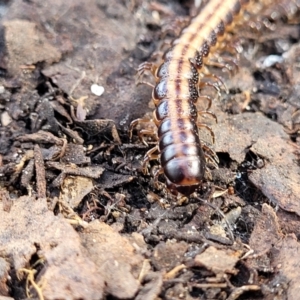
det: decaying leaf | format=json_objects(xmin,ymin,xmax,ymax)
[
  {"xmin": 194, "ymin": 246, "xmax": 241, "ymax": 275},
  {"xmin": 60, "ymin": 175, "xmax": 94, "ymax": 209}
]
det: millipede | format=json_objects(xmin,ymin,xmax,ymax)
[{"xmin": 130, "ymin": 0, "xmax": 300, "ymax": 197}]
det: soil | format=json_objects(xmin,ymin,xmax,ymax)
[{"xmin": 0, "ymin": 0, "xmax": 299, "ymax": 299}]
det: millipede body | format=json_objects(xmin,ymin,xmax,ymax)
[{"xmin": 131, "ymin": 0, "xmax": 299, "ymax": 197}]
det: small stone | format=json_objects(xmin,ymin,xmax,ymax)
[
  {"xmin": 1, "ymin": 112, "xmax": 12, "ymax": 127},
  {"xmin": 91, "ymin": 84, "xmax": 104, "ymax": 96}
]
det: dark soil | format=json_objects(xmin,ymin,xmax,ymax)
[{"xmin": 0, "ymin": 0, "xmax": 299, "ymax": 299}]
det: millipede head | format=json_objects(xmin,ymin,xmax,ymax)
[{"xmin": 165, "ymin": 179, "xmax": 199, "ymax": 196}]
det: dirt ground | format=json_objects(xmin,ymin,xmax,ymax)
[{"xmin": 0, "ymin": 0, "xmax": 300, "ymax": 299}]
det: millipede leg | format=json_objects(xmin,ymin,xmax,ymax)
[
  {"xmin": 201, "ymin": 73, "xmax": 228, "ymax": 93},
  {"xmin": 129, "ymin": 118, "xmax": 149, "ymax": 140},
  {"xmin": 205, "ymin": 166, "xmax": 213, "ymax": 180},
  {"xmin": 206, "ymin": 57, "xmax": 239, "ymax": 75},
  {"xmin": 151, "ymin": 50, "xmax": 166, "ymax": 60},
  {"xmin": 138, "ymin": 129, "xmax": 157, "ymax": 146},
  {"xmin": 160, "ymin": 39, "xmax": 172, "ymax": 49},
  {"xmin": 198, "ymin": 110, "xmax": 218, "ymax": 123},
  {"xmin": 198, "ymin": 81, "xmax": 221, "ymax": 101},
  {"xmin": 136, "ymin": 62, "xmax": 158, "ymax": 88},
  {"xmin": 196, "ymin": 95, "xmax": 213, "ymax": 110},
  {"xmin": 216, "ymin": 41, "xmax": 241, "ymax": 57},
  {"xmin": 136, "ymin": 80, "xmax": 155, "ymax": 88},
  {"xmin": 202, "ymin": 144, "xmax": 219, "ymax": 164},
  {"xmin": 129, "ymin": 118, "xmax": 157, "ymax": 145},
  {"xmin": 204, "ymin": 152, "xmax": 219, "ymax": 169},
  {"xmin": 142, "ymin": 145, "xmax": 159, "ymax": 174},
  {"xmin": 153, "ymin": 167, "xmax": 164, "ymax": 189},
  {"xmin": 161, "ymin": 16, "xmax": 190, "ymax": 39},
  {"xmin": 220, "ymin": 56, "xmax": 239, "ymax": 73},
  {"xmin": 197, "ymin": 122, "xmax": 215, "ymax": 144},
  {"xmin": 137, "ymin": 62, "xmax": 158, "ymax": 79}
]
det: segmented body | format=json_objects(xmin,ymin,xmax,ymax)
[
  {"xmin": 148, "ymin": 0, "xmax": 250, "ymax": 196},
  {"xmin": 133, "ymin": 0, "xmax": 300, "ymax": 196}
]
